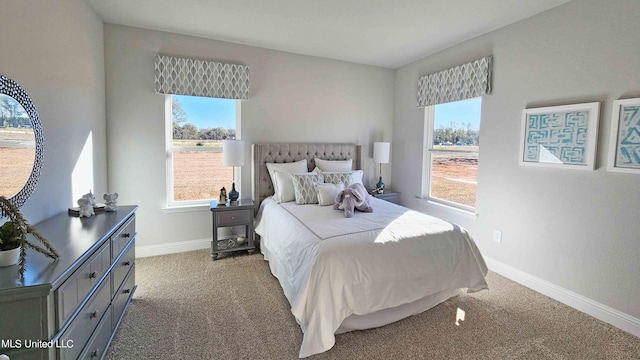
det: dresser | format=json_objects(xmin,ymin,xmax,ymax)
[{"xmin": 0, "ymin": 206, "xmax": 137, "ymax": 360}]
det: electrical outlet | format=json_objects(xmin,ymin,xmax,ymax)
[{"xmin": 492, "ymin": 229, "xmax": 502, "ymax": 243}]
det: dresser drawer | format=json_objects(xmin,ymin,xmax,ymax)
[
  {"xmin": 111, "ymin": 215, "xmax": 135, "ymax": 260},
  {"xmin": 112, "ymin": 263, "xmax": 135, "ymax": 331},
  {"xmin": 58, "ymin": 276, "xmax": 111, "ymax": 360},
  {"xmin": 77, "ymin": 304, "xmax": 112, "ymax": 360},
  {"xmin": 111, "ymin": 239, "xmax": 135, "ymax": 300},
  {"xmin": 56, "ymin": 241, "xmax": 111, "ymax": 329},
  {"xmin": 217, "ymin": 210, "xmax": 249, "ymax": 226}
]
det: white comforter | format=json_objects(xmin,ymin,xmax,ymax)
[{"xmin": 255, "ymin": 197, "xmax": 488, "ymax": 358}]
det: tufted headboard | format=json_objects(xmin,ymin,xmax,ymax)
[{"xmin": 252, "ymin": 143, "xmax": 362, "ymax": 206}]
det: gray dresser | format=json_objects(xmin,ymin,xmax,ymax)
[{"xmin": 0, "ymin": 206, "xmax": 137, "ymax": 360}]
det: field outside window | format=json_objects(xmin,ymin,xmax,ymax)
[
  {"xmin": 166, "ymin": 95, "xmax": 239, "ymax": 205},
  {"xmin": 0, "ymin": 94, "xmax": 35, "ymax": 197},
  {"xmin": 423, "ymin": 97, "xmax": 481, "ymax": 211}
]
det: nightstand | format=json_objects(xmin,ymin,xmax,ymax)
[
  {"xmin": 210, "ymin": 199, "xmax": 255, "ymax": 260},
  {"xmin": 371, "ymin": 190, "xmax": 401, "ymax": 204}
]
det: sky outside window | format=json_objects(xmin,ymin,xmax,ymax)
[
  {"xmin": 176, "ymin": 95, "xmax": 236, "ymax": 129},
  {"xmin": 434, "ymin": 97, "xmax": 481, "ymax": 131}
]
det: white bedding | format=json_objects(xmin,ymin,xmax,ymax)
[{"xmin": 255, "ymin": 196, "xmax": 488, "ymax": 358}]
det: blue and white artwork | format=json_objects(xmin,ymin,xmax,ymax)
[
  {"xmin": 523, "ymin": 110, "xmax": 591, "ymax": 165},
  {"xmin": 615, "ymin": 104, "xmax": 640, "ymax": 169}
]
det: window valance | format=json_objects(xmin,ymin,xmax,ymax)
[
  {"xmin": 417, "ymin": 56, "xmax": 492, "ymax": 107},
  {"xmin": 154, "ymin": 54, "xmax": 250, "ymax": 100}
]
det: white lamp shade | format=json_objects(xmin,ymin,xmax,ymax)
[
  {"xmin": 373, "ymin": 142, "xmax": 390, "ymax": 164},
  {"xmin": 222, "ymin": 140, "xmax": 245, "ymax": 166}
]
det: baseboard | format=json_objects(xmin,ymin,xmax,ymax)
[
  {"xmin": 485, "ymin": 257, "xmax": 640, "ymax": 338},
  {"xmin": 136, "ymin": 238, "xmax": 210, "ymax": 258}
]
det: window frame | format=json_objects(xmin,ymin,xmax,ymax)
[
  {"xmin": 421, "ymin": 98, "xmax": 481, "ymax": 213},
  {"xmin": 164, "ymin": 94, "xmax": 242, "ymax": 208}
]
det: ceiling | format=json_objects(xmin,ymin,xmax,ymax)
[{"xmin": 86, "ymin": 0, "xmax": 570, "ymax": 69}]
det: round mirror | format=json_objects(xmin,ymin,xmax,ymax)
[{"xmin": 0, "ymin": 75, "xmax": 44, "ymax": 214}]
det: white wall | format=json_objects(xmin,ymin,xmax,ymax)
[
  {"xmin": 104, "ymin": 25, "xmax": 394, "ymax": 249},
  {"xmin": 0, "ymin": 0, "xmax": 106, "ymax": 224},
  {"xmin": 394, "ymin": 0, "xmax": 640, "ymax": 320}
]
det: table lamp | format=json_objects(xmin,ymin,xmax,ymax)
[
  {"xmin": 222, "ymin": 140, "xmax": 244, "ymax": 205},
  {"xmin": 373, "ymin": 142, "xmax": 390, "ymax": 194}
]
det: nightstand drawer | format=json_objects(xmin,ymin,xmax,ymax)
[{"xmin": 217, "ymin": 210, "xmax": 249, "ymax": 226}]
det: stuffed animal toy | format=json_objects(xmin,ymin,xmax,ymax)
[
  {"xmin": 103, "ymin": 192, "xmax": 119, "ymax": 212},
  {"xmin": 333, "ymin": 182, "xmax": 373, "ymax": 218}
]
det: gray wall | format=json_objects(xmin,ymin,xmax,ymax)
[
  {"xmin": 0, "ymin": 0, "xmax": 106, "ymax": 224},
  {"xmin": 393, "ymin": 0, "xmax": 640, "ymax": 318},
  {"xmin": 104, "ymin": 24, "xmax": 394, "ymax": 248}
]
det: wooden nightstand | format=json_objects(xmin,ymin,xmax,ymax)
[
  {"xmin": 210, "ymin": 199, "xmax": 255, "ymax": 260},
  {"xmin": 371, "ymin": 190, "xmax": 401, "ymax": 204}
]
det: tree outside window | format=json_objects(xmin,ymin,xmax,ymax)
[{"xmin": 166, "ymin": 95, "xmax": 239, "ymax": 204}]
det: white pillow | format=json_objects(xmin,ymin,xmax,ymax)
[
  {"xmin": 315, "ymin": 182, "xmax": 345, "ymax": 206},
  {"xmin": 316, "ymin": 169, "xmax": 364, "ymax": 187},
  {"xmin": 314, "ymin": 158, "xmax": 353, "ymax": 172},
  {"xmin": 273, "ymin": 171, "xmax": 296, "ymax": 203},
  {"xmin": 266, "ymin": 159, "xmax": 308, "ymax": 202}
]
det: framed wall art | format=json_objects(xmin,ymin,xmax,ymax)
[
  {"xmin": 519, "ymin": 102, "xmax": 600, "ymax": 170},
  {"xmin": 607, "ymin": 98, "xmax": 640, "ymax": 174}
]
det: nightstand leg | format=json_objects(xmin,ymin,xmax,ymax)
[
  {"xmin": 211, "ymin": 253, "xmax": 218, "ymax": 261},
  {"xmin": 248, "ymin": 249, "xmax": 255, "ymax": 255}
]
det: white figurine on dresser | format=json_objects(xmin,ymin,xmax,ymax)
[
  {"xmin": 77, "ymin": 191, "xmax": 97, "ymax": 217},
  {"xmin": 104, "ymin": 192, "xmax": 119, "ymax": 211}
]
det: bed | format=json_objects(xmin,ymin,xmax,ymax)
[{"xmin": 252, "ymin": 143, "xmax": 488, "ymax": 358}]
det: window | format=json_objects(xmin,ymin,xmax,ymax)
[
  {"xmin": 166, "ymin": 95, "xmax": 240, "ymax": 206},
  {"xmin": 422, "ymin": 97, "xmax": 482, "ymax": 211}
]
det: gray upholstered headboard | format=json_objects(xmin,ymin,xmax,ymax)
[{"xmin": 252, "ymin": 143, "xmax": 362, "ymax": 206}]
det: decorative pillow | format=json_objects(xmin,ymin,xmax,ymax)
[
  {"xmin": 319, "ymin": 169, "xmax": 364, "ymax": 187},
  {"xmin": 273, "ymin": 171, "xmax": 297, "ymax": 203},
  {"xmin": 266, "ymin": 159, "xmax": 308, "ymax": 202},
  {"xmin": 314, "ymin": 158, "xmax": 353, "ymax": 172},
  {"xmin": 291, "ymin": 173, "xmax": 324, "ymax": 205},
  {"xmin": 315, "ymin": 182, "xmax": 345, "ymax": 206}
]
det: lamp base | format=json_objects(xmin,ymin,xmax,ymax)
[
  {"xmin": 228, "ymin": 182, "xmax": 239, "ymax": 202},
  {"xmin": 375, "ymin": 176, "xmax": 385, "ymax": 194}
]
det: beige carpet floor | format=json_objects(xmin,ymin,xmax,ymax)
[{"xmin": 105, "ymin": 250, "xmax": 640, "ymax": 359}]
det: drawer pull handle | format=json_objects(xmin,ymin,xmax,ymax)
[
  {"xmin": 91, "ymin": 349, "xmax": 100, "ymax": 358},
  {"xmin": 123, "ymin": 288, "xmax": 131, "ymax": 294},
  {"xmin": 231, "ymin": 216, "xmax": 236, "ymax": 220},
  {"xmin": 91, "ymin": 310, "xmax": 99, "ymax": 318},
  {"xmin": 122, "ymin": 233, "xmax": 131, "ymax": 238},
  {"xmin": 89, "ymin": 271, "xmax": 98, "ymax": 279},
  {"xmin": 123, "ymin": 261, "xmax": 131, "ymax": 266}
]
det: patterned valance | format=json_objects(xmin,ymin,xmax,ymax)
[
  {"xmin": 417, "ymin": 56, "xmax": 492, "ymax": 107},
  {"xmin": 154, "ymin": 55, "xmax": 249, "ymax": 100}
]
